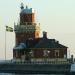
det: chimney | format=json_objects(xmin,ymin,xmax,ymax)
[
  {"xmin": 43, "ymin": 31, "xmax": 47, "ymax": 38},
  {"xmin": 56, "ymin": 41, "xmax": 59, "ymax": 44}
]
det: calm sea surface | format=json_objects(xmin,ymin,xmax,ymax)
[{"xmin": 0, "ymin": 73, "xmax": 65, "ymax": 75}]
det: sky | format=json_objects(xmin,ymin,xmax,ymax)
[{"xmin": 0, "ymin": 0, "xmax": 75, "ymax": 59}]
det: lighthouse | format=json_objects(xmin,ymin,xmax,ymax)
[
  {"xmin": 14, "ymin": 3, "xmax": 40, "ymax": 44},
  {"xmin": 13, "ymin": 3, "xmax": 67, "ymax": 60}
]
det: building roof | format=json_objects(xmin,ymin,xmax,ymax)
[
  {"xmin": 14, "ymin": 37, "xmax": 67, "ymax": 50},
  {"xmin": 21, "ymin": 6, "xmax": 35, "ymax": 14},
  {"xmin": 13, "ymin": 43, "xmax": 26, "ymax": 50},
  {"xmin": 34, "ymin": 38, "xmax": 67, "ymax": 48}
]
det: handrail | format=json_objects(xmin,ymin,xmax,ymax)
[{"xmin": 11, "ymin": 58, "xmax": 72, "ymax": 64}]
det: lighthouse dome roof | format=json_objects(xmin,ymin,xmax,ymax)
[{"xmin": 21, "ymin": 6, "xmax": 35, "ymax": 14}]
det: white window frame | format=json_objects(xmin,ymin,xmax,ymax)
[
  {"xmin": 43, "ymin": 50, "xmax": 50, "ymax": 57},
  {"xmin": 30, "ymin": 50, "xmax": 34, "ymax": 57}
]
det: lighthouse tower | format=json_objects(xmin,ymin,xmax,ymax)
[{"xmin": 14, "ymin": 3, "xmax": 40, "ymax": 44}]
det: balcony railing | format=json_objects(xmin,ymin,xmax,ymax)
[
  {"xmin": 18, "ymin": 22, "xmax": 40, "ymax": 26},
  {"xmin": 14, "ymin": 23, "xmax": 40, "ymax": 33},
  {"xmin": 11, "ymin": 58, "xmax": 73, "ymax": 64}
]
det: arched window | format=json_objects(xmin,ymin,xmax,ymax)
[{"xmin": 55, "ymin": 50, "xmax": 59, "ymax": 58}]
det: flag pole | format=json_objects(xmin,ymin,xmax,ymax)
[
  {"xmin": 5, "ymin": 26, "xmax": 6, "ymax": 60},
  {"xmin": 5, "ymin": 25, "xmax": 13, "ymax": 60}
]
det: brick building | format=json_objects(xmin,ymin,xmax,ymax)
[{"xmin": 13, "ymin": 4, "xmax": 67, "ymax": 61}]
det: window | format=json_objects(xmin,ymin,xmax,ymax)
[
  {"xmin": 55, "ymin": 50, "xmax": 59, "ymax": 58},
  {"xmin": 64, "ymin": 54, "xmax": 67, "ymax": 58},
  {"xmin": 15, "ymin": 51, "xmax": 18, "ymax": 57},
  {"xmin": 30, "ymin": 50, "xmax": 34, "ymax": 57},
  {"xmin": 43, "ymin": 50, "xmax": 47, "ymax": 56},
  {"xmin": 43, "ymin": 50, "xmax": 50, "ymax": 57}
]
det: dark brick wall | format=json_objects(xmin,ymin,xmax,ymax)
[
  {"xmin": 20, "ymin": 13, "xmax": 35, "ymax": 25},
  {"xmin": 16, "ymin": 32, "xmax": 39, "ymax": 44},
  {"xmin": 33, "ymin": 48, "xmax": 67, "ymax": 58},
  {"xmin": 16, "ymin": 33, "xmax": 35, "ymax": 44},
  {"xmin": 13, "ymin": 48, "xmax": 67, "ymax": 59}
]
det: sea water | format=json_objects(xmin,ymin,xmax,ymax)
[{"xmin": 0, "ymin": 73, "xmax": 65, "ymax": 75}]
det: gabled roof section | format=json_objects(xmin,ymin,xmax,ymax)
[
  {"xmin": 13, "ymin": 38, "xmax": 67, "ymax": 50},
  {"xmin": 34, "ymin": 38, "xmax": 67, "ymax": 48}
]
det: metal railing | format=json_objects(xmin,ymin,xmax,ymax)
[
  {"xmin": 20, "ymin": 22, "xmax": 37, "ymax": 25},
  {"xmin": 14, "ymin": 23, "xmax": 40, "ymax": 32},
  {"xmin": 10, "ymin": 58, "xmax": 73, "ymax": 64},
  {"xmin": 0, "ymin": 58, "xmax": 74, "ymax": 64}
]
